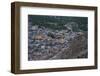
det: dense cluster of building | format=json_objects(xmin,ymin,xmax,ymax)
[{"xmin": 28, "ymin": 22, "xmax": 88, "ymax": 61}]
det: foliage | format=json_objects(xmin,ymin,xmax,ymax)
[{"xmin": 28, "ymin": 15, "xmax": 88, "ymax": 31}]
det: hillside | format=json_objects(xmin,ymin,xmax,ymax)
[{"xmin": 28, "ymin": 15, "xmax": 88, "ymax": 61}]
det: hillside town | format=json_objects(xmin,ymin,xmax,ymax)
[{"xmin": 28, "ymin": 21, "xmax": 88, "ymax": 60}]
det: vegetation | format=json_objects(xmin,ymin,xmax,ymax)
[{"xmin": 28, "ymin": 15, "xmax": 88, "ymax": 31}]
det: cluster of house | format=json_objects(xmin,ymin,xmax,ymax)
[{"xmin": 28, "ymin": 22, "xmax": 87, "ymax": 60}]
